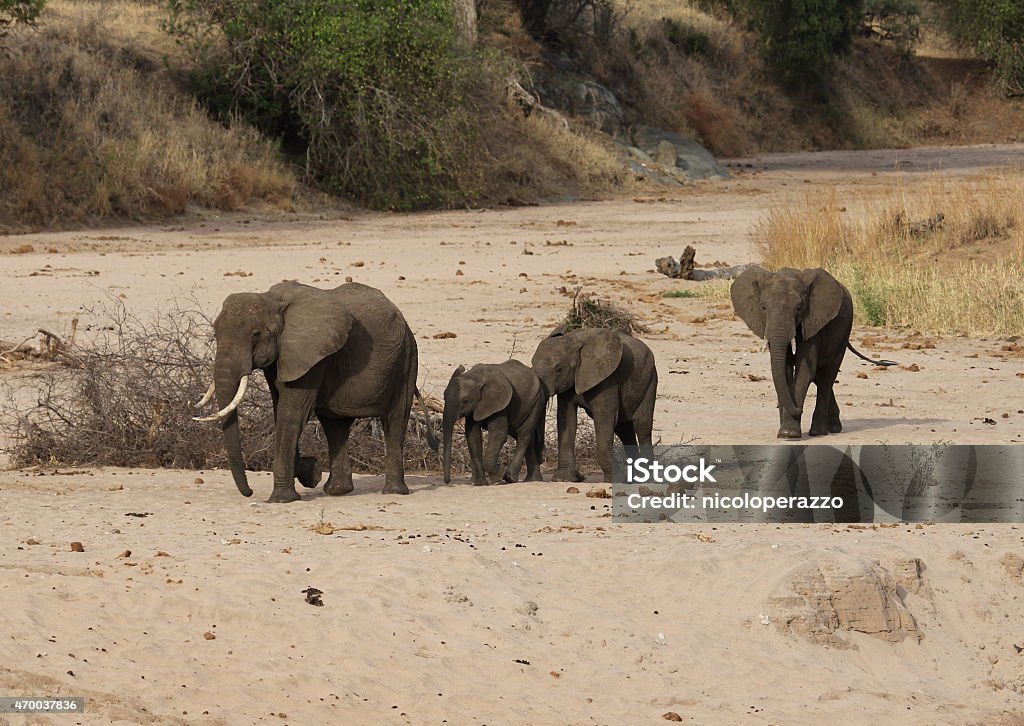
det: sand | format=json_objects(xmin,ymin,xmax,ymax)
[{"xmin": 2, "ymin": 143, "xmax": 1024, "ymax": 724}]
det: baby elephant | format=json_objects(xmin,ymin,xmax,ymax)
[
  {"xmin": 441, "ymin": 360, "xmax": 546, "ymax": 485},
  {"xmin": 532, "ymin": 328, "xmax": 658, "ymax": 482}
]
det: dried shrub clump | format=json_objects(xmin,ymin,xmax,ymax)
[
  {"xmin": 561, "ymin": 288, "xmax": 649, "ymax": 334},
  {"xmin": 0, "ymin": 300, "xmax": 440, "ymax": 473}
]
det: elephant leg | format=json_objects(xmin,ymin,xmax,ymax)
[
  {"xmin": 483, "ymin": 416, "xmax": 509, "ymax": 484},
  {"xmin": 780, "ymin": 352, "xmax": 815, "ymax": 439},
  {"xmin": 588, "ymin": 387, "xmax": 618, "ymax": 483},
  {"xmin": 380, "ymin": 394, "xmax": 411, "ymax": 494},
  {"xmin": 268, "ymin": 389, "xmax": 316, "ymax": 503},
  {"xmin": 466, "ymin": 420, "xmax": 487, "ymax": 485},
  {"xmin": 322, "ymin": 417, "xmax": 354, "ymax": 495},
  {"xmin": 828, "ymin": 391, "xmax": 842, "ymax": 433},
  {"xmin": 505, "ymin": 429, "xmax": 532, "ymax": 483},
  {"xmin": 553, "ymin": 394, "xmax": 582, "ymax": 482},
  {"xmin": 294, "ymin": 453, "xmax": 322, "ymax": 489},
  {"xmin": 634, "ymin": 378, "xmax": 657, "ymax": 460},
  {"xmin": 616, "ymin": 421, "xmax": 637, "ymax": 448},
  {"xmin": 524, "ymin": 437, "xmax": 544, "ymax": 482},
  {"xmin": 810, "ymin": 366, "xmax": 842, "ymax": 435},
  {"xmin": 271, "ymin": 367, "xmax": 320, "ymax": 488}
]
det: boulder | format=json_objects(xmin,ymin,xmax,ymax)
[
  {"xmin": 630, "ymin": 125, "xmax": 730, "ymax": 181},
  {"xmin": 766, "ymin": 555, "xmax": 925, "ymax": 648}
]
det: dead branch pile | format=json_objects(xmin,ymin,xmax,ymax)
[{"xmin": 561, "ymin": 287, "xmax": 648, "ymax": 334}]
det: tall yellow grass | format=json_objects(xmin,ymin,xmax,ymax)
[
  {"xmin": 757, "ymin": 172, "xmax": 1024, "ymax": 335},
  {"xmin": 0, "ymin": 1, "xmax": 298, "ymax": 230}
]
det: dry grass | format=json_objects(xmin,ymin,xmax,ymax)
[
  {"xmin": 478, "ymin": 100, "xmax": 627, "ymax": 204},
  {"xmin": 0, "ymin": 0, "xmax": 298, "ymax": 231},
  {"xmin": 757, "ymin": 171, "xmax": 1024, "ymax": 335}
]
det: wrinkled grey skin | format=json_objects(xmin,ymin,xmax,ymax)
[
  {"xmin": 731, "ymin": 266, "xmax": 853, "ymax": 439},
  {"xmin": 531, "ymin": 328, "xmax": 657, "ymax": 482},
  {"xmin": 442, "ymin": 360, "xmax": 546, "ymax": 485},
  {"xmin": 210, "ymin": 281, "xmax": 423, "ymax": 502}
]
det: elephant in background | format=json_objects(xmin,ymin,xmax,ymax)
[
  {"xmin": 441, "ymin": 360, "xmax": 546, "ymax": 485},
  {"xmin": 731, "ymin": 265, "xmax": 873, "ymax": 439},
  {"xmin": 531, "ymin": 328, "xmax": 657, "ymax": 482},
  {"xmin": 194, "ymin": 281, "xmax": 436, "ymax": 502}
]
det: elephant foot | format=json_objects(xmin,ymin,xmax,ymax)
[
  {"xmin": 267, "ymin": 487, "xmax": 300, "ymax": 503},
  {"xmin": 808, "ymin": 424, "xmax": 829, "ymax": 437},
  {"xmin": 296, "ymin": 457, "xmax": 322, "ymax": 489},
  {"xmin": 828, "ymin": 421, "xmax": 843, "ymax": 433},
  {"xmin": 551, "ymin": 469, "xmax": 585, "ymax": 483},
  {"xmin": 324, "ymin": 477, "xmax": 354, "ymax": 496},
  {"xmin": 381, "ymin": 480, "xmax": 410, "ymax": 495},
  {"xmin": 525, "ymin": 471, "xmax": 545, "ymax": 483},
  {"xmin": 777, "ymin": 427, "xmax": 802, "ymax": 440}
]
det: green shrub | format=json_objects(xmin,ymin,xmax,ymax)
[
  {"xmin": 165, "ymin": 0, "xmax": 487, "ymax": 210},
  {"xmin": 736, "ymin": 0, "xmax": 865, "ymax": 88},
  {"xmin": 934, "ymin": 0, "xmax": 1024, "ymax": 95},
  {"xmin": 850, "ymin": 266, "xmax": 890, "ymax": 326}
]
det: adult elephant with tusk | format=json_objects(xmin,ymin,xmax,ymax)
[
  {"xmin": 194, "ymin": 281, "xmax": 437, "ymax": 503},
  {"xmin": 730, "ymin": 265, "xmax": 894, "ymax": 440}
]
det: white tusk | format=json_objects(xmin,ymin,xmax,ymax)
[
  {"xmin": 790, "ymin": 338, "xmax": 797, "ymax": 356},
  {"xmin": 192, "ymin": 375, "xmax": 248, "ymax": 423},
  {"xmin": 195, "ymin": 381, "xmax": 216, "ymax": 408}
]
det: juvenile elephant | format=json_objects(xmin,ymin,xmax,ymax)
[
  {"xmin": 194, "ymin": 281, "xmax": 436, "ymax": 502},
  {"xmin": 731, "ymin": 265, "xmax": 889, "ymax": 439},
  {"xmin": 531, "ymin": 328, "xmax": 657, "ymax": 482},
  {"xmin": 441, "ymin": 360, "xmax": 546, "ymax": 485}
]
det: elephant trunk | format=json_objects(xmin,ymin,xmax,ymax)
[
  {"xmin": 768, "ymin": 320, "xmax": 801, "ymax": 419},
  {"xmin": 442, "ymin": 401, "xmax": 459, "ymax": 485},
  {"xmin": 214, "ymin": 355, "xmax": 253, "ymax": 497}
]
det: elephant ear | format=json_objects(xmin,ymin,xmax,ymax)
[
  {"xmin": 575, "ymin": 329, "xmax": 623, "ymax": 395},
  {"xmin": 800, "ymin": 268, "xmax": 845, "ymax": 340},
  {"xmin": 276, "ymin": 291, "xmax": 353, "ymax": 383},
  {"xmin": 474, "ymin": 371, "xmax": 513, "ymax": 421},
  {"xmin": 448, "ymin": 364, "xmax": 466, "ymax": 384},
  {"xmin": 730, "ymin": 265, "xmax": 771, "ymax": 338}
]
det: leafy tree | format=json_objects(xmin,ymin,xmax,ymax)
[
  {"xmin": 934, "ymin": 0, "xmax": 1024, "ymax": 95},
  {"xmin": 164, "ymin": 0, "xmax": 484, "ymax": 210},
  {"xmin": 0, "ymin": 0, "xmax": 44, "ymax": 37},
  {"xmin": 739, "ymin": 0, "xmax": 865, "ymax": 88}
]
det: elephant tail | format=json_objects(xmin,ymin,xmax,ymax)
[
  {"xmin": 846, "ymin": 342, "xmax": 898, "ymax": 367},
  {"xmin": 415, "ymin": 388, "xmax": 440, "ymax": 452}
]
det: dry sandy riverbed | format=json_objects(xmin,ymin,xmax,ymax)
[{"xmin": 2, "ymin": 143, "xmax": 1024, "ymax": 724}]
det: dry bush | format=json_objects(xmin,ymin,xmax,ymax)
[
  {"xmin": 561, "ymin": 288, "xmax": 649, "ymax": 334},
  {"xmin": 0, "ymin": 300, "xmax": 441, "ymax": 473},
  {"xmin": 756, "ymin": 172, "xmax": 1024, "ymax": 335},
  {"xmin": 0, "ymin": 0, "xmax": 297, "ymax": 230},
  {"xmin": 471, "ymin": 76, "xmax": 627, "ymax": 204}
]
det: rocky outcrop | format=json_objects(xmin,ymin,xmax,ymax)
[
  {"xmin": 766, "ymin": 556, "xmax": 925, "ymax": 648},
  {"xmin": 532, "ymin": 57, "xmax": 728, "ymax": 184}
]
